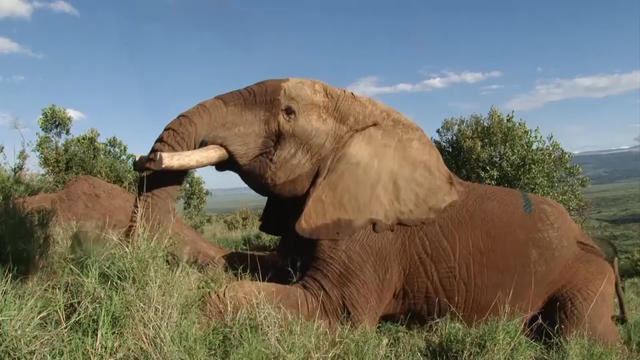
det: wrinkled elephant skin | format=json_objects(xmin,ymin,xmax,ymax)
[{"xmin": 132, "ymin": 78, "xmax": 622, "ymax": 345}]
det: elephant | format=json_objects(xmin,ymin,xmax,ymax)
[{"xmin": 129, "ymin": 78, "xmax": 623, "ymax": 345}]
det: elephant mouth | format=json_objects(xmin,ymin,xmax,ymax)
[{"xmin": 134, "ymin": 145, "xmax": 230, "ymax": 172}]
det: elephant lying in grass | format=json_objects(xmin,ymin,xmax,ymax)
[{"xmin": 130, "ymin": 78, "xmax": 624, "ymax": 345}]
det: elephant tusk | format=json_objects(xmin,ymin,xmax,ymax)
[{"xmin": 134, "ymin": 145, "xmax": 229, "ymax": 172}]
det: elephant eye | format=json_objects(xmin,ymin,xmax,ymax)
[{"xmin": 283, "ymin": 105, "xmax": 296, "ymax": 119}]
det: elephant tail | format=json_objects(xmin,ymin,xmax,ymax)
[
  {"xmin": 612, "ymin": 256, "xmax": 628, "ymax": 324},
  {"xmin": 578, "ymin": 236, "xmax": 627, "ymax": 324}
]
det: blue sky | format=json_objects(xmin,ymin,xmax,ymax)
[{"xmin": 1, "ymin": 0, "xmax": 638, "ymax": 188}]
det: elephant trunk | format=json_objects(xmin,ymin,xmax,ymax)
[{"xmin": 128, "ymin": 100, "xmax": 230, "ymax": 265}]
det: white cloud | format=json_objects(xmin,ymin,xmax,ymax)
[
  {"xmin": 447, "ymin": 101, "xmax": 478, "ymax": 110},
  {"xmin": 9, "ymin": 74, "xmax": 23, "ymax": 83},
  {"xmin": 504, "ymin": 70, "xmax": 640, "ymax": 111},
  {"xmin": 0, "ymin": 0, "xmax": 32, "ymax": 18},
  {"xmin": 536, "ymin": 66, "xmax": 543, "ymax": 74},
  {"xmin": 0, "ymin": 74, "xmax": 24, "ymax": 83},
  {"xmin": 0, "ymin": 112, "xmax": 10, "ymax": 125},
  {"xmin": 66, "ymin": 108, "xmax": 85, "ymax": 120},
  {"xmin": 347, "ymin": 70, "xmax": 502, "ymax": 96},
  {"xmin": 0, "ymin": 0, "xmax": 78, "ymax": 19},
  {"xmin": 481, "ymin": 84, "xmax": 504, "ymax": 91},
  {"xmin": 480, "ymin": 84, "xmax": 504, "ymax": 95},
  {"xmin": 33, "ymin": 1, "xmax": 78, "ymax": 16},
  {"xmin": 0, "ymin": 112, "xmax": 29, "ymax": 132},
  {"xmin": 0, "ymin": 36, "xmax": 21, "ymax": 52},
  {"xmin": 0, "ymin": 36, "xmax": 42, "ymax": 58}
]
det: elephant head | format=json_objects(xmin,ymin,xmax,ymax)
[{"xmin": 130, "ymin": 78, "xmax": 459, "ymax": 246}]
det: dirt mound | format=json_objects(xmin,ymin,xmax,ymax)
[
  {"xmin": 18, "ymin": 175, "xmax": 227, "ymax": 265},
  {"xmin": 19, "ymin": 175, "xmax": 136, "ymax": 231}
]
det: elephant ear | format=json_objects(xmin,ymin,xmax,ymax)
[{"xmin": 295, "ymin": 124, "xmax": 459, "ymax": 239}]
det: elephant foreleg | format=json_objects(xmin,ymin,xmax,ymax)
[
  {"xmin": 168, "ymin": 223, "xmax": 231, "ymax": 267},
  {"xmin": 204, "ymin": 280, "xmax": 332, "ymax": 323}
]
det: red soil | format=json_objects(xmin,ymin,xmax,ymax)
[
  {"xmin": 18, "ymin": 175, "xmax": 228, "ymax": 264},
  {"xmin": 18, "ymin": 175, "xmax": 136, "ymax": 231}
]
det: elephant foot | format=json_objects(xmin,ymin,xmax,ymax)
[
  {"xmin": 202, "ymin": 280, "xmax": 329, "ymax": 324},
  {"xmin": 168, "ymin": 222, "xmax": 231, "ymax": 267}
]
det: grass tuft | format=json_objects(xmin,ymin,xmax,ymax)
[
  {"xmin": 0, "ymin": 194, "xmax": 638, "ymax": 358},
  {"xmin": 0, "ymin": 199, "xmax": 53, "ymax": 277},
  {"xmin": 0, "ymin": 225, "xmax": 637, "ymax": 358}
]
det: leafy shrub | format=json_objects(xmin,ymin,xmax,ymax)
[
  {"xmin": 206, "ymin": 209, "xmax": 272, "ymax": 251},
  {"xmin": 240, "ymin": 231, "xmax": 279, "ymax": 251},
  {"xmin": 30, "ymin": 104, "xmax": 212, "ymax": 230},
  {"xmin": 219, "ymin": 208, "xmax": 261, "ymax": 232},
  {"xmin": 34, "ymin": 105, "xmax": 138, "ymax": 192},
  {"xmin": 178, "ymin": 171, "xmax": 212, "ymax": 232},
  {"xmin": 434, "ymin": 107, "xmax": 589, "ymax": 213},
  {"xmin": 0, "ymin": 145, "xmax": 45, "ymax": 201}
]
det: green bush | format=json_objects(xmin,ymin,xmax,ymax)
[
  {"xmin": 30, "ymin": 104, "xmax": 212, "ymax": 230},
  {"xmin": 0, "ymin": 145, "xmax": 45, "ymax": 201},
  {"xmin": 219, "ymin": 208, "xmax": 261, "ymax": 232},
  {"xmin": 178, "ymin": 171, "xmax": 212, "ymax": 232},
  {"xmin": 34, "ymin": 105, "xmax": 138, "ymax": 192},
  {"xmin": 434, "ymin": 107, "xmax": 590, "ymax": 213},
  {"xmin": 205, "ymin": 209, "xmax": 273, "ymax": 251}
]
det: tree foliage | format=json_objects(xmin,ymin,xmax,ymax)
[
  {"xmin": 38, "ymin": 105, "xmax": 72, "ymax": 139},
  {"xmin": 2, "ymin": 104, "xmax": 213, "ymax": 232},
  {"xmin": 0, "ymin": 143, "xmax": 43, "ymax": 200},
  {"xmin": 34, "ymin": 104, "xmax": 138, "ymax": 192},
  {"xmin": 220, "ymin": 207, "xmax": 261, "ymax": 232},
  {"xmin": 433, "ymin": 107, "xmax": 589, "ymax": 213},
  {"xmin": 0, "ymin": 142, "xmax": 53, "ymax": 277},
  {"xmin": 178, "ymin": 171, "xmax": 212, "ymax": 232}
]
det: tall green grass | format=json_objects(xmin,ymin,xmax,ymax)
[
  {"xmin": 0, "ymin": 218, "xmax": 638, "ymax": 359},
  {"xmin": 582, "ymin": 180, "xmax": 640, "ymax": 278},
  {"xmin": 0, "ymin": 199, "xmax": 53, "ymax": 277}
]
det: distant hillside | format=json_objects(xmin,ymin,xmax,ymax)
[
  {"xmin": 205, "ymin": 187, "xmax": 266, "ymax": 213},
  {"xmin": 572, "ymin": 145, "xmax": 640, "ymax": 184}
]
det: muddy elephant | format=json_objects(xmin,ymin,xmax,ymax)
[{"xmin": 129, "ymin": 78, "xmax": 622, "ymax": 345}]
